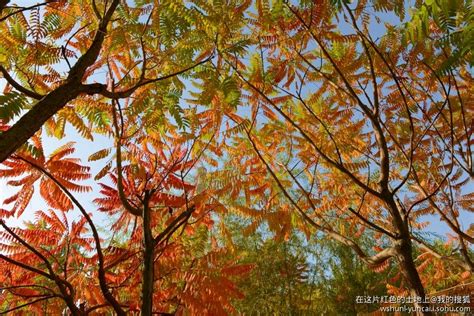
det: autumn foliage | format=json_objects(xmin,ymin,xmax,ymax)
[{"xmin": 0, "ymin": 0, "xmax": 472, "ymax": 315}]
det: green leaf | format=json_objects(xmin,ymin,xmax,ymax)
[{"xmin": 0, "ymin": 92, "xmax": 29, "ymax": 122}]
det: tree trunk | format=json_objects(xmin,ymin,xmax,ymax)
[
  {"xmin": 141, "ymin": 195, "xmax": 154, "ymax": 316},
  {"xmin": 395, "ymin": 237, "xmax": 432, "ymax": 315},
  {"xmin": 386, "ymin": 195, "xmax": 432, "ymax": 316}
]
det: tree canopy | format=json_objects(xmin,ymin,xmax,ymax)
[{"xmin": 0, "ymin": 0, "xmax": 472, "ymax": 315}]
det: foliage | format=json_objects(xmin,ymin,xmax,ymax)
[
  {"xmin": 0, "ymin": 0, "xmax": 472, "ymax": 314},
  {"xmin": 216, "ymin": 216, "xmax": 392, "ymax": 314},
  {"xmin": 405, "ymin": 0, "xmax": 474, "ymax": 72},
  {"xmin": 210, "ymin": 0, "xmax": 473, "ymax": 308}
]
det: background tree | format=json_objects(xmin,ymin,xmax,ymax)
[{"xmin": 214, "ymin": 215, "xmax": 392, "ymax": 314}]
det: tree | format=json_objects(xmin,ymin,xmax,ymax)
[
  {"xmin": 0, "ymin": 121, "xmax": 248, "ymax": 314},
  {"xmin": 218, "ymin": 217, "xmax": 312, "ymax": 314},
  {"xmin": 1, "ymin": 0, "xmax": 472, "ymax": 314},
  {"xmin": 0, "ymin": 1, "xmax": 252, "ymax": 313},
  {"xmin": 214, "ymin": 215, "xmax": 392, "ymax": 314},
  {"xmin": 0, "ymin": 0, "xmax": 215, "ymax": 162},
  {"xmin": 206, "ymin": 0, "xmax": 472, "ymax": 313}
]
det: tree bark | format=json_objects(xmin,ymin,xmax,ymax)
[
  {"xmin": 0, "ymin": 82, "xmax": 84, "ymax": 162},
  {"xmin": 385, "ymin": 195, "xmax": 432, "ymax": 316},
  {"xmin": 0, "ymin": 0, "xmax": 9, "ymax": 13},
  {"xmin": 394, "ymin": 238, "xmax": 432, "ymax": 315},
  {"xmin": 141, "ymin": 193, "xmax": 154, "ymax": 316},
  {"xmin": 0, "ymin": 0, "xmax": 120, "ymax": 163}
]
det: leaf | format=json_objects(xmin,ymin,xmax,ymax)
[
  {"xmin": 88, "ymin": 148, "xmax": 111, "ymax": 162},
  {"xmin": 94, "ymin": 161, "xmax": 112, "ymax": 180},
  {"xmin": 0, "ymin": 92, "xmax": 29, "ymax": 123}
]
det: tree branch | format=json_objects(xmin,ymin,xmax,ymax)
[
  {"xmin": 246, "ymin": 127, "xmax": 395, "ymax": 267},
  {"xmin": 154, "ymin": 205, "xmax": 196, "ymax": 245},
  {"xmin": 0, "ymin": 0, "xmax": 120, "ymax": 163},
  {"xmin": 0, "ymin": 66, "xmax": 43, "ymax": 99},
  {"xmin": 0, "ymin": 1, "xmax": 54, "ymax": 22},
  {"xmin": 110, "ymin": 99, "xmax": 142, "ymax": 217},
  {"xmin": 411, "ymin": 236, "xmax": 472, "ymax": 272},
  {"xmin": 347, "ymin": 207, "xmax": 397, "ymax": 239},
  {"xmin": 286, "ymin": 3, "xmax": 392, "ymax": 192},
  {"xmin": 82, "ymin": 55, "xmax": 213, "ymax": 99},
  {"xmin": 226, "ymin": 58, "xmax": 381, "ymax": 199},
  {"xmin": 13, "ymin": 155, "xmax": 126, "ymax": 316},
  {"xmin": 0, "ymin": 295, "xmax": 56, "ymax": 314},
  {"xmin": 0, "ymin": 220, "xmax": 80, "ymax": 314}
]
